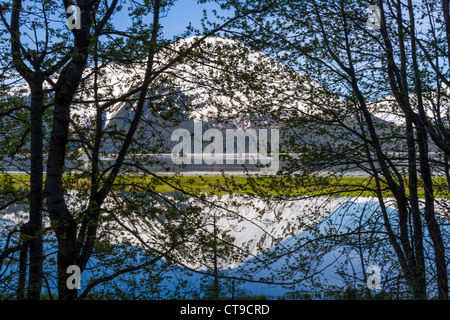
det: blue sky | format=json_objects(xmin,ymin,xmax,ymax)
[
  {"xmin": 160, "ymin": 0, "xmax": 220, "ymax": 38},
  {"xmin": 110, "ymin": 0, "xmax": 225, "ymax": 39},
  {"xmin": 1, "ymin": 1, "xmax": 225, "ymax": 84}
]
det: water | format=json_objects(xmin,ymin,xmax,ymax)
[{"xmin": 1, "ymin": 195, "xmax": 449, "ymax": 299}]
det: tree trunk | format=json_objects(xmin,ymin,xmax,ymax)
[
  {"xmin": 417, "ymin": 127, "xmax": 448, "ymax": 299},
  {"xmin": 45, "ymin": 96, "xmax": 79, "ymax": 299},
  {"xmin": 26, "ymin": 83, "xmax": 45, "ymax": 300},
  {"xmin": 406, "ymin": 119, "xmax": 427, "ymax": 299},
  {"xmin": 45, "ymin": 63, "xmax": 87, "ymax": 299},
  {"xmin": 16, "ymin": 227, "xmax": 29, "ymax": 300},
  {"xmin": 407, "ymin": 0, "xmax": 448, "ymax": 298},
  {"xmin": 56, "ymin": 218, "xmax": 78, "ymax": 300},
  {"xmin": 9, "ymin": 0, "xmax": 45, "ymax": 300}
]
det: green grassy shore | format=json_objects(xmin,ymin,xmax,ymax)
[{"xmin": 1, "ymin": 174, "xmax": 448, "ymax": 199}]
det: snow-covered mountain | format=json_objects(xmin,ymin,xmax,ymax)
[
  {"xmin": 89, "ymin": 36, "xmax": 326, "ymax": 155},
  {"xmin": 5, "ymin": 36, "xmax": 449, "ymax": 146},
  {"xmin": 3, "ymin": 35, "xmax": 419, "ymax": 158},
  {"xmin": 367, "ymin": 86, "xmax": 450, "ymax": 126},
  {"xmin": 98, "ymin": 36, "xmax": 321, "ymax": 124},
  {"xmin": 70, "ymin": 36, "xmax": 410, "ymax": 157}
]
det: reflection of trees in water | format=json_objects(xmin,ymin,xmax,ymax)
[
  {"xmin": 2, "ymin": 188, "xmax": 450, "ymax": 299},
  {"xmin": 0, "ymin": 203, "xmax": 29, "ymax": 224}
]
